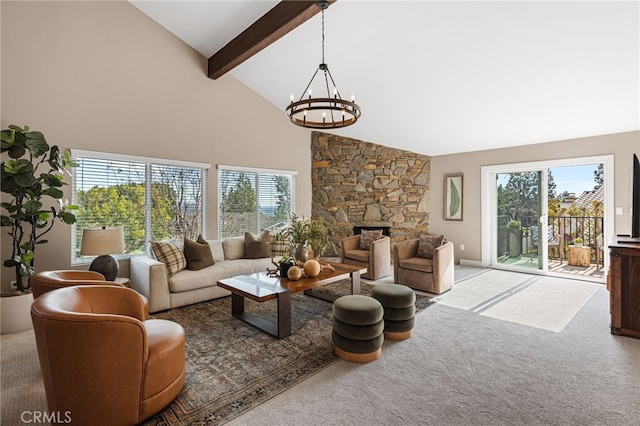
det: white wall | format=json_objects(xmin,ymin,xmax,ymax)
[{"xmin": 0, "ymin": 1, "xmax": 312, "ymax": 289}]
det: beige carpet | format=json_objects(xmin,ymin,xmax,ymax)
[
  {"xmin": 480, "ymin": 275, "xmax": 601, "ymax": 332},
  {"xmin": 227, "ymin": 272, "xmax": 640, "ymax": 426},
  {"xmin": 434, "ymin": 269, "xmax": 533, "ymax": 310},
  {"xmin": 0, "ymin": 330, "xmax": 47, "ymax": 424}
]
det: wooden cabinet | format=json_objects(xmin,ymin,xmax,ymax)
[{"xmin": 608, "ymin": 238, "xmax": 640, "ymax": 339}]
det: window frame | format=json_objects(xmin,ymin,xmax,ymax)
[
  {"xmin": 71, "ymin": 149, "xmax": 210, "ymax": 265},
  {"xmin": 217, "ymin": 164, "xmax": 297, "ymax": 239}
]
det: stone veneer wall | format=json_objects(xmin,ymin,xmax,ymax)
[{"xmin": 311, "ymin": 131, "xmax": 432, "ymax": 256}]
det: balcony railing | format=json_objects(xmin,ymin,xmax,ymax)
[{"xmin": 498, "ymin": 215, "xmax": 604, "ymax": 265}]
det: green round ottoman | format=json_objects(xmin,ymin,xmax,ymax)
[
  {"xmin": 332, "ymin": 295, "xmax": 384, "ymax": 363},
  {"xmin": 370, "ymin": 284, "xmax": 416, "ymax": 341}
]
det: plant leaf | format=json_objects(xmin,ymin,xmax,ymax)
[
  {"xmin": 43, "ymin": 187, "xmax": 64, "ymax": 199},
  {"xmin": 58, "ymin": 211, "xmax": 77, "ymax": 225},
  {"xmin": 25, "ymin": 137, "xmax": 49, "ymax": 157},
  {"xmin": 24, "ymin": 200, "xmax": 43, "ymax": 215},
  {"xmin": 449, "ymin": 180, "xmax": 460, "ymax": 218},
  {"xmin": 0, "ymin": 129, "xmax": 15, "ymax": 147}
]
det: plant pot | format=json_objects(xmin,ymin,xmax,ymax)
[
  {"xmin": 293, "ymin": 245, "xmax": 310, "ymax": 263},
  {"xmin": 279, "ymin": 262, "xmax": 294, "ymax": 277},
  {"xmin": 1, "ymin": 292, "xmax": 34, "ymax": 335},
  {"xmin": 508, "ymin": 232, "xmax": 521, "ymax": 258}
]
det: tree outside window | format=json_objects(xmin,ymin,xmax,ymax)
[
  {"xmin": 72, "ymin": 153, "xmax": 208, "ymax": 263},
  {"xmin": 218, "ymin": 167, "xmax": 295, "ymax": 239}
]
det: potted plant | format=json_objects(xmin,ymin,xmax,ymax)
[
  {"xmin": 277, "ymin": 255, "xmax": 294, "ymax": 277},
  {"xmin": 1, "ymin": 125, "xmax": 77, "ymax": 334},
  {"xmin": 573, "ymin": 237, "xmax": 583, "ymax": 247},
  {"xmin": 507, "ymin": 219, "xmax": 521, "ymax": 258},
  {"xmin": 277, "ymin": 213, "xmax": 329, "ymax": 262}
]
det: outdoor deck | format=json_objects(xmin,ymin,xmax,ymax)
[{"xmin": 499, "ymin": 256, "xmax": 605, "ymax": 280}]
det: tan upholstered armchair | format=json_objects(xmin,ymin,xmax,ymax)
[
  {"xmin": 30, "ymin": 270, "xmax": 115, "ymax": 298},
  {"xmin": 31, "ymin": 285, "xmax": 185, "ymax": 425},
  {"xmin": 341, "ymin": 234, "xmax": 391, "ymax": 280},
  {"xmin": 393, "ymin": 239, "xmax": 454, "ymax": 294}
]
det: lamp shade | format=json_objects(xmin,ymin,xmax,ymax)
[{"xmin": 80, "ymin": 227, "xmax": 125, "ymax": 256}]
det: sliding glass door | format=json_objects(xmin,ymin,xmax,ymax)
[
  {"xmin": 495, "ymin": 170, "xmax": 545, "ymax": 272},
  {"xmin": 481, "ymin": 155, "xmax": 614, "ymax": 281}
]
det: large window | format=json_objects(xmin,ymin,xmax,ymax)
[
  {"xmin": 72, "ymin": 150, "xmax": 209, "ymax": 264},
  {"xmin": 218, "ymin": 165, "xmax": 296, "ymax": 238}
]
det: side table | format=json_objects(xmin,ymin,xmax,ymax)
[
  {"xmin": 114, "ymin": 277, "xmax": 131, "ymax": 288},
  {"xmin": 567, "ymin": 245, "xmax": 591, "ymax": 267}
]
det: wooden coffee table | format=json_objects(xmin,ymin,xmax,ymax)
[{"xmin": 217, "ymin": 262, "xmax": 366, "ymax": 339}]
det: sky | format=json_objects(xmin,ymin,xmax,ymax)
[
  {"xmin": 496, "ymin": 163, "xmax": 600, "ymax": 198},
  {"xmin": 550, "ymin": 164, "xmax": 599, "ymax": 196}
]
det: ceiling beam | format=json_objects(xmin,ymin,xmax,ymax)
[{"xmin": 207, "ymin": 0, "xmax": 335, "ymax": 80}]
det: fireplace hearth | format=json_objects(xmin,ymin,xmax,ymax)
[{"xmin": 353, "ymin": 225, "xmax": 391, "ymax": 237}]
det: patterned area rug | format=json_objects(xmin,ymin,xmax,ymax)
[{"xmin": 143, "ymin": 280, "xmax": 433, "ymax": 425}]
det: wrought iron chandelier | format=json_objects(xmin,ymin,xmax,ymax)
[{"xmin": 285, "ymin": 1, "xmax": 361, "ymax": 129}]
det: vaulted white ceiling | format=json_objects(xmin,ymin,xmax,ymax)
[{"xmin": 130, "ymin": 1, "xmax": 639, "ymax": 156}]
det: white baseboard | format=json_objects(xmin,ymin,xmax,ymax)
[{"xmin": 459, "ymin": 259, "xmax": 484, "ymax": 267}]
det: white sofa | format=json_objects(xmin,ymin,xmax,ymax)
[{"xmin": 130, "ymin": 237, "xmax": 276, "ymax": 313}]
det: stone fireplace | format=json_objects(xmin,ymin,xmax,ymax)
[{"xmin": 311, "ymin": 131, "xmax": 432, "ymax": 256}]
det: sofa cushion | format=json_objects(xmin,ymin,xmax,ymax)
[
  {"xmin": 359, "ymin": 229, "xmax": 383, "ymax": 250},
  {"xmin": 344, "ymin": 249, "xmax": 370, "ymax": 263},
  {"xmin": 151, "ymin": 240, "xmax": 186, "ymax": 276},
  {"xmin": 417, "ymin": 234, "xmax": 444, "ymax": 259},
  {"xmin": 222, "ymin": 238, "xmax": 244, "ymax": 260},
  {"xmin": 399, "ymin": 256, "xmax": 433, "ymax": 273},
  {"xmin": 184, "ymin": 236, "xmax": 215, "ymax": 271},
  {"xmin": 168, "ymin": 267, "xmax": 219, "ymax": 293},
  {"xmin": 168, "ymin": 258, "xmax": 274, "ymax": 293},
  {"xmin": 244, "ymin": 232, "xmax": 272, "ymax": 259}
]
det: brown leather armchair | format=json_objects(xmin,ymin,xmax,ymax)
[
  {"xmin": 31, "ymin": 285, "xmax": 185, "ymax": 425},
  {"xmin": 341, "ymin": 234, "xmax": 391, "ymax": 280},
  {"xmin": 393, "ymin": 239, "xmax": 454, "ymax": 294},
  {"xmin": 31, "ymin": 270, "xmax": 114, "ymax": 298}
]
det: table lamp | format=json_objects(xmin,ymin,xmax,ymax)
[{"xmin": 80, "ymin": 226, "xmax": 125, "ymax": 281}]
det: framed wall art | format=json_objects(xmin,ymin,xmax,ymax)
[{"xmin": 444, "ymin": 173, "xmax": 463, "ymax": 221}]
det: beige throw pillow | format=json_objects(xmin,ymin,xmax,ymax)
[
  {"xmin": 184, "ymin": 235, "xmax": 215, "ymax": 270},
  {"xmin": 151, "ymin": 240, "xmax": 187, "ymax": 276},
  {"xmin": 417, "ymin": 234, "xmax": 445, "ymax": 259},
  {"xmin": 222, "ymin": 238, "xmax": 245, "ymax": 260},
  {"xmin": 359, "ymin": 229, "xmax": 383, "ymax": 250}
]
